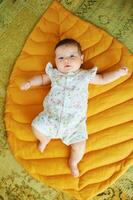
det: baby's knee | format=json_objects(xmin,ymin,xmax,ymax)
[
  {"xmin": 71, "ymin": 140, "xmax": 86, "ymax": 152},
  {"xmin": 31, "ymin": 127, "xmax": 41, "ymax": 141},
  {"xmin": 31, "ymin": 126, "xmax": 49, "ymax": 141},
  {"xmin": 31, "ymin": 126, "xmax": 41, "ymax": 136}
]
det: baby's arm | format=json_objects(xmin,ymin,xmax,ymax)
[
  {"xmin": 90, "ymin": 66, "xmax": 130, "ymax": 85},
  {"xmin": 20, "ymin": 74, "xmax": 51, "ymax": 90}
]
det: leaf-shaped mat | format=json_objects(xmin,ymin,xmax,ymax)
[{"xmin": 4, "ymin": 1, "xmax": 133, "ymax": 199}]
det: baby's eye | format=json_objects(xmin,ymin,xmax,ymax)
[
  {"xmin": 58, "ymin": 57, "xmax": 64, "ymax": 60},
  {"xmin": 70, "ymin": 55, "xmax": 75, "ymax": 57}
]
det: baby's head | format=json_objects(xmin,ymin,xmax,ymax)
[{"xmin": 54, "ymin": 38, "xmax": 84, "ymax": 74}]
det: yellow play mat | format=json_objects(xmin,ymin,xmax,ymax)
[{"xmin": 4, "ymin": 1, "xmax": 133, "ymax": 200}]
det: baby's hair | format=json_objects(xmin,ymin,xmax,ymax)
[{"xmin": 54, "ymin": 38, "xmax": 82, "ymax": 54}]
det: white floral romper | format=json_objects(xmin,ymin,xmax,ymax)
[{"xmin": 31, "ymin": 63, "xmax": 97, "ymax": 145}]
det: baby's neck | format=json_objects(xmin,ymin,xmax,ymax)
[{"xmin": 57, "ymin": 69, "xmax": 80, "ymax": 75}]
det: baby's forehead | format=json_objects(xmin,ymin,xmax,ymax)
[{"xmin": 55, "ymin": 44, "xmax": 80, "ymax": 55}]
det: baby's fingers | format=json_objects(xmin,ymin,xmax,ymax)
[
  {"xmin": 119, "ymin": 66, "xmax": 129, "ymax": 76},
  {"xmin": 20, "ymin": 82, "xmax": 31, "ymax": 90},
  {"xmin": 121, "ymin": 66, "xmax": 128, "ymax": 72},
  {"xmin": 20, "ymin": 84, "xmax": 27, "ymax": 90}
]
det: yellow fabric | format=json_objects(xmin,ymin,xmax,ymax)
[{"xmin": 5, "ymin": 1, "xmax": 133, "ymax": 199}]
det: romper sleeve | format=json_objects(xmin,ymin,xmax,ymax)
[
  {"xmin": 45, "ymin": 62, "xmax": 54, "ymax": 79},
  {"xmin": 87, "ymin": 66, "xmax": 98, "ymax": 81}
]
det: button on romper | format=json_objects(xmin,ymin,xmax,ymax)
[{"xmin": 31, "ymin": 63, "xmax": 97, "ymax": 145}]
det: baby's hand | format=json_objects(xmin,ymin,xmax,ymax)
[
  {"xmin": 20, "ymin": 81, "xmax": 31, "ymax": 90},
  {"xmin": 118, "ymin": 66, "xmax": 129, "ymax": 77}
]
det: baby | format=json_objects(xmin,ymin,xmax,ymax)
[{"xmin": 20, "ymin": 38, "xmax": 129, "ymax": 177}]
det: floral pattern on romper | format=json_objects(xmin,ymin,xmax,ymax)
[{"xmin": 31, "ymin": 62, "xmax": 97, "ymax": 145}]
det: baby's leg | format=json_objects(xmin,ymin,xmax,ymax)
[
  {"xmin": 32, "ymin": 127, "xmax": 51, "ymax": 152},
  {"xmin": 69, "ymin": 141, "xmax": 86, "ymax": 177}
]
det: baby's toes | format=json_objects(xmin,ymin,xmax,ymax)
[
  {"xmin": 38, "ymin": 142, "xmax": 47, "ymax": 153},
  {"xmin": 69, "ymin": 163, "xmax": 79, "ymax": 177}
]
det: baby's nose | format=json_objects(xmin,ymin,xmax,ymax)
[{"xmin": 64, "ymin": 57, "xmax": 69, "ymax": 63}]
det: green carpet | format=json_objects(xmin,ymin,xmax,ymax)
[{"xmin": 0, "ymin": 0, "xmax": 133, "ymax": 199}]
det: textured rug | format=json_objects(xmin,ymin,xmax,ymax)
[{"xmin": 0, "ymin": 0, "xmax": 133, "ymax": 200}]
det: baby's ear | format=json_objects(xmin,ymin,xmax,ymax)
[{"xmin": 81, "ymin": 54, "xmax": 84, "ymax": 63}]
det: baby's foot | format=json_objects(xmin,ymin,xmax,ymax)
[
  {"xmin": 38, "ymin": 142, "xmax": 47, "ymax": 153},
  {"xmin": 69, "ymin": 163, "xmax": 79, "ymax": 177}
]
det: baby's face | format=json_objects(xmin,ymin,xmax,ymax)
[{"xmin": 55, "ymin": 44, "xmax": 84, "ymax": 74}]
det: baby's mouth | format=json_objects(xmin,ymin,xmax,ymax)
[{"xmin": 65, "ymin": 65, "xmax": 71, "ymax": 68}]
